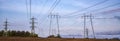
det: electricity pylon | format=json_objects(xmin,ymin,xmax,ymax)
[
  {"xmin": 82, "ymin": 13, "xmax": 96, "ymax": 39},
  {"xmin": 48, "ymin": 13, "xmax": 61, "ymax": 38},
  {"xmin": 3, "ymin": 18, "xmax": 8, "ymax": 37},
  {"xmin": 89, "ymin": 14, "xmax": 96, "ymax": 39},
  {"xmin": 85, "ymin": 28, "xmax": 89, "ymax": 38},
  {"xmin": 30, "ymin": 17, "xmax": 37, "ymax": 37},
  {"xmin": 83, "ymin": 13, "xmax": 86, "ymax": 38},
  {"xmin": 55, "ymin": 14, "xmax": 61, "ymax": 37}
]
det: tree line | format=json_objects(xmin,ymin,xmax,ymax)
[{"xmin": 0, "ymin": 30, "xmax": 38, "ymax": 37}]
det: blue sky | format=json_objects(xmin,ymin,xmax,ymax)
[{"xmin": 0, "ymin": 0, "xmax": 120, "ymax": 38}]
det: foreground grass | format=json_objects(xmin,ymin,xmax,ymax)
[{"xmin": 0, "ymin": 37, "xmax": 119, "ymax": 41}]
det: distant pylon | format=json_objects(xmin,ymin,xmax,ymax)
[
  {"xmin": 48, "ymin": 13, "xmax": 61, "ymax": 37},
  {"xmin": 85, "ymin": 28, "xmax": 89, "ymax": 38},
  {"xmin": 30, "ymin": 17, "xmax": 37, "ymax": 36},
  {"xmin": 3, "ymin": 18, "xmax": 8, "ymax": 37},
  {"xmin": 55, "ymin": 13, "xmax": 60, "ymax": 37},
  {"xmin": 48, "ymin": 14, "xmax": 53, "ymax": 36},
  {"xmin": 82, "ymin": 13, "xmax": 87, "ymax": 38},
  {"xmin": 89, "ymin": 14, "xmax": 96, "ymax": 39},
  {"xmin": 82, "ymin": 13, "xmax": 96, "ymax": 39}
]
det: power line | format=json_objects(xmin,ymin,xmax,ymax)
[
  {"xmin": 26, "ymin": 0, "xmax": 36, "ymax": 36},
  {"xmin": 39, "ymin": 16, "xmax": 48, "ymax": 25},
  {"xmin": 91, "ymin": 2, "xmax": 120, "ymax": 14},
  {"xmin": 62, "ymin": 0, "xmax": 108, "ymax": 17},
  {"xmin": 25, "ymin": 0, "xmax": 29, "ymax": 18},
  {"xmin": 62, "ymin": 2, "xmax": 120, "ymax": 18},
  {"xmin": 25, "ymin": 0, "xmax": 32, "ymax": 18},
  {"xmin": 39, "ymin": 0, "xmax": 49, "ymax": 14},
  {"xmin": 101, "ymin": 8, "xmax": 120, "ymax": 14},
  {"xmin": 38, "ymin": 16, "xmax": 48, "ymax": 36},
  {"xmin": 47, "ymin": 0, "xmax": 61, "ymax": 14},
  {"xmin": 47, "ymin": 0, "xmax": 61, "ymax": 37},
  {"xmin": 83, "ymin": 3, "xmax": 120, "ymax": 17},
  {"xmin": 29, "ymin": 0, "xmax": 32, "ymax": 18}
]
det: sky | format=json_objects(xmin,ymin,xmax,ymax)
[{"xmin": 0, "ymin": 0, "xmax": 120, "ymax": 38}]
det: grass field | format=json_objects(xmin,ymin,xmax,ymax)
[{"xmin": 0, "ymin": 37, "xmax": 120, "ymax": 41}]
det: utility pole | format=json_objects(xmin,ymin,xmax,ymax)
[
  {"xmin": 3, "ymin": 18, "xmax": 8, "ymax": 37},
  {"xmin": 30, "ymin": 17, "xmax": 36, "ymax": 36},
  {"xmin": 29, "ymin": 0, "xmax": 32, "ymax": 18}
]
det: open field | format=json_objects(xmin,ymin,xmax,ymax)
[{"xmin": 0, "ymin": 37, "xmax": 120, "ymax": 41}]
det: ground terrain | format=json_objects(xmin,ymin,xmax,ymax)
[{"xmin": 0, "ymin": 37, "xmax": 120, "ymax": 41}]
